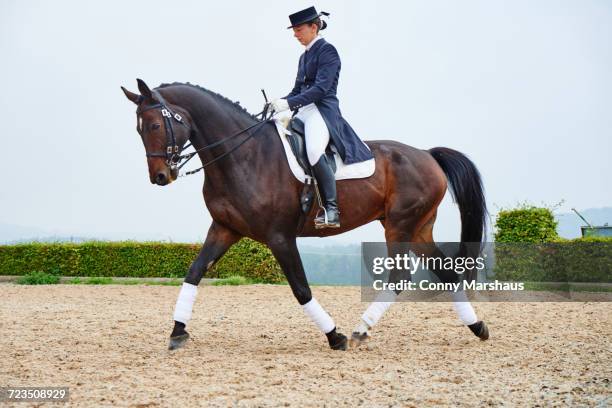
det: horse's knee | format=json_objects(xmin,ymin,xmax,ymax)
[
  {"xmin": 184, "ymin": 258, "xmax": 213, "ymax": 285},
  {"xmin": 292, "ymin": 286, "xmax": 312, "ymax": 305},
  {"xmin": 267, "ymin": 235, "xmax": 290, "ymax": 252}
]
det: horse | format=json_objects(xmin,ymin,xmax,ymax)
[{"xmin": 121, "ymin": 79, "xmax": 490, "ymax": 351}]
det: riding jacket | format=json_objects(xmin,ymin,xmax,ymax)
[{"xmin": 285, "ymin": 37, "xmax": 373, "ymax": 164}]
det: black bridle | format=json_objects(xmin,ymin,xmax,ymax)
[
  {"xmin": 136, "ymin": 99, "xmax": 189, "ymax": 167},
  {"xmin": 136, "ymin": 91, "xmax": 274, "ymax": 177}
]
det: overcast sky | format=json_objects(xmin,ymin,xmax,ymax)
[{"xmin": 1, "ymin": 0, "xmax": 610, "ymax": 245}]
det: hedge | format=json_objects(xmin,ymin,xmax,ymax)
[
  {"xmin": 0, "ymin": 238, "xmax": 285, "ymax": 283},
  {"xmin": 493, "ymin": 204, "xmax": 611, "ymax": 282},
  {"xmin": 493, "ymin": 237, "xmax": 612, "ymax": 283}
]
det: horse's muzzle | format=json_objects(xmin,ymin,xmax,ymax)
[
  {"xmin": 151, "ymin": 167, "xmax": 177, "ymax": 186},
  {"xmin": 154, "ymin": 172, "xmax": 169, "ymax": 185}
]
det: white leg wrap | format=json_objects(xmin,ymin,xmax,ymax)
[
  {"xmin": 452, "ymin": 290, "xmax": 478, "ymax": 325},
  {"xmin": 354, "ymin": 320, "xmax": 370, "ymax": 334},
  {"xmin": 302, "ymin": 298, "xmax": 335, "ymax": 334},
  {"xmin": 359, "ymin": 290, "xmax": 398, "ymax": 330},
  {"xmin": 173, "ymin": 282, "xmax": 198, "ymax": 324}
]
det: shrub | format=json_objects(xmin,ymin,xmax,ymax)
[
  {"xmin": 494, "ymin": 205, "xmax": 559, "ymax": 243},
  {"xmin": 16, "ymin": 271, "xmax": 60, "ymax": 285}
]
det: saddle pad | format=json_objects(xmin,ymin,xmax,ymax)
[{"xmin": 273, "ymin": 119, "xmax": 375, "ymax": 183}]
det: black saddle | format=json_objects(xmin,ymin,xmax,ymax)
[
  {"xmin": 286, "ymin": 118, "xmax": 337, "ymax": 176},
  {"xmin": 286, "ymin": 117, "xmax": 337, "ymax": 215}
]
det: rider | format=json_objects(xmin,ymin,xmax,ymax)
[{"xmin": 271, "ymin": 6, "xmax": 374, "ymax": 229}]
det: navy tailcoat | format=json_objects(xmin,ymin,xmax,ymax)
[{"xmin": 285, "ymin": 38, "xmax": 373, "ymax": 164}]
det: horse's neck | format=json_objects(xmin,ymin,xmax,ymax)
[
  {"xmin": 192, "ymin": 111, "xmax": 255, "ymax": 178},
  {"xmin": 160, "ymin": 86, "xmax": 286, "ymax": 192},
  {"xmin": 176, "ymin": 90, "xmax": 283, "ymax": 190},
  {"xmin": 163, "ymin": 89, "xmax": 255, "ymax": 179}
]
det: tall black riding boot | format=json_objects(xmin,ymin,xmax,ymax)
[{"xmin": 312, "ymin": 155, "xmax": 340, "ymax": 229}]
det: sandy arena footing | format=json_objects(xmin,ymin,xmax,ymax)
[{"xmin": 0, "ymin": 285, "xmax": 610, "ymax": 407}]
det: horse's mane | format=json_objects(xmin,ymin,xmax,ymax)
[{"xmin": 157, "ymin": 82, "xmax": 259, "ymax": 121}]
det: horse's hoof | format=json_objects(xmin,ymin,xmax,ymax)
[
  {"xmin": 168, "ymin": 333, "xmax": 190, "ymax": 350},
  {"xmin": 326, "ymin": 329, "xmax": 348, "ymax": 350},
  {"xmin": 349, "ymin": 331, "xmax": 370, "ymax": 348},
  {"xmin": 468, "ymin": 321, "xmax": 489, "ymax": 341}
]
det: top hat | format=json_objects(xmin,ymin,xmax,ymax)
[{"xmin": 287, "ymin": 6, "xmax": 329, "ymax": 29}]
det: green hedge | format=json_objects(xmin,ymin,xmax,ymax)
[
  {"xmin": 206, "ymin": 238, "xmax": 284, "ymax": 283},
  {"xmin": 0, "ymin": 238, "xmax": 285, "ymax": 283},
  {"xmin": 493, "ymin": 205, "xmax": 612, "ymax": 282},
  {"xmin": 493, "ymin": 235, "xmax": 612, "ymax": 283},
  {"xmin": 494, "ymin": 205, "xmax": 559, "ymax": 243}
]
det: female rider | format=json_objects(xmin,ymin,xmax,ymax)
[{"xmin": 271, "ymin": 6, "xmax": 373, "ymax": 229}]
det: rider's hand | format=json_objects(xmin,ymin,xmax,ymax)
[{"xmin": 271, "ymin": 98, "xmax": 289, "ymax": 113}]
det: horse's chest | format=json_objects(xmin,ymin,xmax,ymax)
[{"xmin": 203, "ymin": 190, "xmax": 249, "ymax": 227}]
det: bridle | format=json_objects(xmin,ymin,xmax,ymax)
[
  {"xmin": 136, "ymin": 97, "xmax": 189, "ymax": 168},
  {"xmin": 136, "ymin": 90, "xmax": 275, "ymax": 177}
]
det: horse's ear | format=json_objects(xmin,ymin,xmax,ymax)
[
  {"xmin": 137, "ymin": 78, "xmax": 153, "ymax": 100},
  {"xmin": 121, "ymin": 86, "xmax": 141, "ymax": 105}
]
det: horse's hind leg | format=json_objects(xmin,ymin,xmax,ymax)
[
  {"xmin": 350, "ymin": 218, "xmax": 419, "ymax": 347},
  {"xmin": 351, "ymin": 210, "xmax": 488, "ymax": 348},
  {"xmin": 412, "ymin": 215, "xmax": 489, "ymax": 341}
]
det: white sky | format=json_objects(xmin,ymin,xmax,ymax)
[{"xmin": 1, "ymin": 0, "xmax": 610, "ymax": 245}]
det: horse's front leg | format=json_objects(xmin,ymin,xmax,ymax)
[
  {"xmin": 168, "ymin": 222, "xmax": 240, "ymax": 350},
  {"xmin": 267, "ymin": 235, "xmax": 348, "ymax": 350}
]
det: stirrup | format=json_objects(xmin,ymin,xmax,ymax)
[{"xmin": 314, "ymin": 207, "xmax": 340, "ymax": 229}]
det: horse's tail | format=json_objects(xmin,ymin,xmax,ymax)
[{"xmin": 429, "ymin": 147, "xmax": 488, "ymax": 246}]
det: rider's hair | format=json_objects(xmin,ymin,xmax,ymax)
[{"xmin": 308, "ymin": 17, "xmax": 327, "ymax": 32}]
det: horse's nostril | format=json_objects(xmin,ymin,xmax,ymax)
[{"xmin": 156, "ymin": 173, "xmax": 167, "ymax": 184}]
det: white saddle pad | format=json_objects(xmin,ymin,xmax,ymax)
[{"xmin": 273, "ymin": 119, "xmax": 375, "ymax": 183}]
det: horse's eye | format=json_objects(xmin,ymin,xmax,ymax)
[{"xmin": 152, "ymin": 123, "xmax": 161, "ymax": 130}]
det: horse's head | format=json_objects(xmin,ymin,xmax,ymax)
[{"xmin": 122, "ymin": 79, "xmax": 192, "ymax": 186}]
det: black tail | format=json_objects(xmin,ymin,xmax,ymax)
[{"xmin": 429, "ymin": 147, "xmax": 488, "ymax": 244}]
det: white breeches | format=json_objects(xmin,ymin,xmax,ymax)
[{"xmin": 294, "ymin": 103, "xmax": 330, "ymax": 166}]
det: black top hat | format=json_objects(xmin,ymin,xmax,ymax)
[{"xmin": 287, "ymin": 6, "xmax": 329, "ymax": 29}]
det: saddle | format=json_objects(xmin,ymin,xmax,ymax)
[
  {"xmin": 285, "ymin": 117, "xmax": 337, "ymax": 215},
  {"xmin": 286, "ymin": 118, "xmax": 337, "ymax": 175}
]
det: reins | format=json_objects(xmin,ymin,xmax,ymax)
[{"xmin": 178, "ymin": 104, "xmax": 274, "ymax": 176}]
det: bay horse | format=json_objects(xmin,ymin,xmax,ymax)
[{"xmin": 121, "ymin": 79, "xmax": 490, "ymax": 351}]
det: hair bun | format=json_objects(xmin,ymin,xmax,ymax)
[{"xmin": 320, "ymin": 20, "xmax": 327, "ymax": 30}]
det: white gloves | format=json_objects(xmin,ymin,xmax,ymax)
[{"xmin": 271, "ymin": 98, "xmax": 290, "ymax": 113}]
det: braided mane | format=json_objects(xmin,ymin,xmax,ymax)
[{"xmin": 157, "ymin": 82, "xmax": 259, "ymax": 121}]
